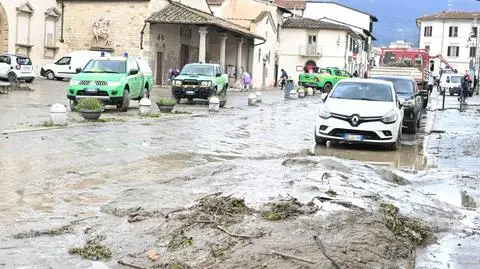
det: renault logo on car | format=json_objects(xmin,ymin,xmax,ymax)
[{"xmin": 351, "ymin": 115, "xmax": 360, "ymax": 126}]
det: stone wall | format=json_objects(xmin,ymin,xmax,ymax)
[{"xmin": 59, "ymin": 1, "xmax": 151, "ymax": 58}]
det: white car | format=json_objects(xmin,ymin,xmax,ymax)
[
  {"xmin": 0, "ymin": 54, "xmax": 35, "ymax": 83},
  {"xmin": 314, "ymin": 78, "xmax": 405, "ymax": 150}
]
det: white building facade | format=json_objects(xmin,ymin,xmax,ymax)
[
  {"xmin": 0, "ymin": 0, "xmax": 60, "ymax": 75},
  {"xmin": 301, "ymin": 1, "xmax": 378, "ymax": 74},
  {"xmin": 417, "ymin": 11, "xmax": 480, "ymax": 76},
  {"xmin": 278, "ymin": 17, "xmax": 363, "ymax": 84}
]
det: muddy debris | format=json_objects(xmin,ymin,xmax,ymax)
[
  {"xmin": 68, "ymin": 244, "xmax": 112, "ymax": 261},
  {"xmin": 13, "ymin": 225, "xmax": 72, "ymax": 239},
  {"xmin": 262, "ymin": 197, "xmax": 318, "ymax": 221},
  {"xmin": 325, "ymin": 189, "xmax": 338, "ymax": 197},
  {"xmin": 190, "ymin": 193, "xmax": 253, "ymax": 224},
  {"xmin": 377, "ymin": 169, "xmax": 410, "ymax": 185},
  {"xmin": 380, "ymin": 203, "xmax": 431, "ymax": 245},
  {"xmin": 167, "ymin": 229, "xmax": 193, "ymax": 251}
]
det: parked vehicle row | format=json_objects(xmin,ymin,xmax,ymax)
[{"xmin": 314, "ymin": 75, "xmax": 428, "ymax": 151}]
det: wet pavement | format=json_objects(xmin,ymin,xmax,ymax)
[{"xmin": 0, "ymin": 79, "xmax": 479, "ymax": 268}]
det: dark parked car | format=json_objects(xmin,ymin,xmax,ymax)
[{"xmin": 372, "ymin": 76, "xmax": 423, "ymax": 134}]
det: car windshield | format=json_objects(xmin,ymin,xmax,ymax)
[
  {"xmin": 374, "ymin": 77, "xmax": 414, "ymax": 94},
  {"xmin": 450, "ymin": 76, "xmax": 462, "ymax": 83},
  {"xmin": 180, "ymin": 65, "xmax": 214, "ymax": 76},
  {"xmin": 83, "ymin": 60, "xmax": 126, "ymax": 73},
  {"xmin": 16, "ymin": 57, "xmax": 32, "ymax": 65},
  {"xmin": 330, "ymin": 82, "xmax": 393, "ymax": 102}
]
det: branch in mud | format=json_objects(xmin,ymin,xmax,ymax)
[
  {"xmin": 269, "ymin": 250, "xmax": 316, "ymax": 265},
  {"xmin": 12, "ymin": 216, "xmax": 98, "ymax": 239},
  {"xmin": 215, "ymin": 225, "xmax": 263, "ymax": 239},
  {"xmin": 313, "ymin": 235, "xmax": 341, "ymax": 269}
]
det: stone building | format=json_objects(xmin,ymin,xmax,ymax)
[
  {"xmin": 0, "ymin": 0, "xmax": 60, "ymax": 73},
  {"xmin": 58, "ymin": 0, "xmax": 261, "ymax": 85}
]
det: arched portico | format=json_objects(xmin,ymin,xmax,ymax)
[{"xmin": 0, "ymin": 3, "xmax": 8, "ymax": 53}]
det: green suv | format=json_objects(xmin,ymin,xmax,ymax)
[
  {"xmin": 171, "ymin": 63, "xmax": 228, "ymax": 107},
  {"xmin": 67, "ymin": 56, "xmax": 153, "ymax": 111},
  {"xmin": 298, "ymin": 67, "xmax": 352, "ymax": 92}
]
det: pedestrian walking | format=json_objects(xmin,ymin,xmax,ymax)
[
  {"xmin": 241, "ymin": 70, "xmax": 252, "ymax": 92},
  {"xmin": 280, "ymin": 69, "xmax": 288, "ymax": 90},
  {"xmin": 363, "ymin": 71, "xmax": 368, "ymax": 78},
  {"xmin": 427, "ymin": 72, "xmax": 434, "ymax": 94},
  {"xmin": 459, "ymin": 71, "xmax": 470, "ymax": 103}
]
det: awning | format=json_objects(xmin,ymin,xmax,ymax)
[{"xmin": 146, "ymin": 2, "xmax": 265, "ymax": 41}]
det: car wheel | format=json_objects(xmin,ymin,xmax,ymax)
[
  {"xmin": 314, "ymin": 129, "xmax": 327, "ymax": 145},
  {"xmin": 46, "ymin": 71, "xmax": 55, "ymax": 80},
  {"xmin": 449, "ymin": 90, "xmax": 454, "ymax": 96},
  {"xmin": 174, "ymin": 95, "xmax": 181, "ymax": 104},
  {"xmin": 69, "ymin": 100, "xmax": 77, "ymax": 111},
  {"xmin": 7, "ymin": 72, "xmax": 17, "ymax": 83},
  {"xmin": 323, "ymin": 83, "xmax": 332, "ymax": 93},
  {"xmin": 407, "ymin": 121, "xmax": 417, "ymax": 134},
  {"xmin": 118, "ymin": 89, "xmax": 130, "ymax": 112},
  {"xmin": 142, "ymin": 86, "xmax": 150, "ymax": 99},
  {"xmin": 386, "ymin": 130, "xmax": 401, "ymax": 151},
  {"xmin": 187, "ymin": 97, "xmax": 194, "ymax": 104}
]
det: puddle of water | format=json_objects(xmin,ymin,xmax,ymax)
[
  {"xmin": 418, "ymin": 181, "xmax": 478, "ymax": 209},
  {"xmin": 309, "ymin": 141, "xmax": 426, "ymax": 170}
]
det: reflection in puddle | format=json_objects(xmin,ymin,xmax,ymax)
[
  {"xmin": 420, "ymin": 182, "xmax": 478, "ymax": 209},
  {"xmin": 310, "ymin": 141, "xmax": 427, "ymax": 170}
]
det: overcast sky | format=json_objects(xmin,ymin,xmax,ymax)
[{"xmin": 327, "ymin": 0, "xmax": 480, "ymax": 46}]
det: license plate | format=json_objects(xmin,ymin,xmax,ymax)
[
  {"xmin": 22, "ymin": 66, "xmax": 31, "ymax": 70},
  {"xmin": 343, "ymin": 134, "xmax": 363, "ymax": 141},
  {"xmin": 85, "ymin": 88, "xmax": 98, "ymax": 93},
  {"xmin": 186, "ymin": 90, "xmax": 194, "ymax": 95}
]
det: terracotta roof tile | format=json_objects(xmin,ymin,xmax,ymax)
[
  {"xmin": 146, "ymin": 2, "xmax": 264, "ymax": 40},
  {"xmin": 417, "ymin": 11, "xmax": 480, "ymax": 21},
  {"xmin": 273, "ymin": 0, "xmax": 305, "ymax": 10},
  {"xmin": 282, "ymin": 17, "xmax": 350, "ymax": 30},
  {"xmin": 206, "ymin": 0, "xmax": 224, "ymax": 4}
]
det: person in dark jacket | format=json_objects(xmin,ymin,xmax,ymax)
[
  {"xmin": 280, "ymin": 69, "xmax": 288, "ymax": 90},
  {"xmin": 353, "ymin": 70, "xmax": 359, "ymax": 77}
]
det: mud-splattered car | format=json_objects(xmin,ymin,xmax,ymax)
[{"xmin": 171, "ymin": 63, "xmax": 228, "ymax": 107}]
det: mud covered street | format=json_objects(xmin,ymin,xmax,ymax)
[{"xmin": 0, "ymin": 79, "xmax": 480, "ymax": 268}]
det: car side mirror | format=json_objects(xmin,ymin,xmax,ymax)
[
  {"xmin": 321, "ymin": 93, "xmax": 328, "ymax": 102},
  {"xmin": 398, "ymin": 98, "xmax": 405, "ymax": 107},
  {"xmin": 130, "ymin": 69, "xmax": 139, "ymax": 75},
  {"xmin": 216, "ymin": 73, "xmax": 221, "ymax": 77},
  {"xmin": 75, "ymin": 68, "xmax": 82, "ymax": 73}
]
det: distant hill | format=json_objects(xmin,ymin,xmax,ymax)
[{"xmin": 322, "ymin": 0, "xmax": 480, "ymax": 46}]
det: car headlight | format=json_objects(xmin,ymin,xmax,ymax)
[
  {"xmin": 107, "ymin": 81, "xmax": 122, "ymax": 87},
  {"xmin": 381, "ymin": 109, "xmax": 398, "ymax": 124},
  {"xmin": 174, "ymin": 80, "xmax": 182, "ymax": 86},
  {"xmin": 318, "ymin": 106, "xmax": 331, "ymax": 119},
  {"xmin": 69, "ymin": 80, "xmax": 80, "ymax": 86},
  {"xmin": 200, "ymin": 81, "xmax": 212, "ymax": 86}
]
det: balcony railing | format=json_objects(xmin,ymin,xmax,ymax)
[{"xmin": 299, "ymin": 44, "xmax": 322, "ymax": 56}]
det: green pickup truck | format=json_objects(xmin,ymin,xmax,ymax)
[
  {"xmin": 298, "ymin": 67, "xmax": 352, "ymax": 92},
  {"xmin": 67, "ymin": 56, "xmax": 153, "ymax": 111},
  {"xmin": 171, "ymin": 63, "xmax": 228, "ymax": 107}
]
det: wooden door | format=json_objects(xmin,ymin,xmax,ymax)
[{"xmin": 156, "ymin": 52, "xmax": 163, "ymax": 85}]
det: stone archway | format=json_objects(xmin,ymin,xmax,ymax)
[{"xmin": 0, "ymin": 2, "xmax": 8, "ymax": 53}]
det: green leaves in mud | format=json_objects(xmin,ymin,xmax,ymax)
[
  {"xmin": 68, "ymin": 244, "xmax": 112, "ymax": 260},
  {"xmin": 380, "ymin": 203, "xmax": 430, "ymax": 245},
  {"xmin": 262, "ymin": 198, "xmax": 318, "ymax": 221}
]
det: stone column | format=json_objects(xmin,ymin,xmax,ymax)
[
  {"xmin": 219, "ymin": 33, "xmax": 228, "ymax": 70},
  {"xmin": 198, "ymin": 26, "xmax": 208, "ymax": 63},
  {"xmin": 236, "ymin": 38, "xmax": 244, "ymax": 80}
]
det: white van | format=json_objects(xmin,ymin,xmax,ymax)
[
  {"xmin": 40, "ymin": 50, "xmax": 111, "ymax": 80},
  {"xmin": 439, "ymin": 73, "xmax": 463, "ymax": 95}
]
